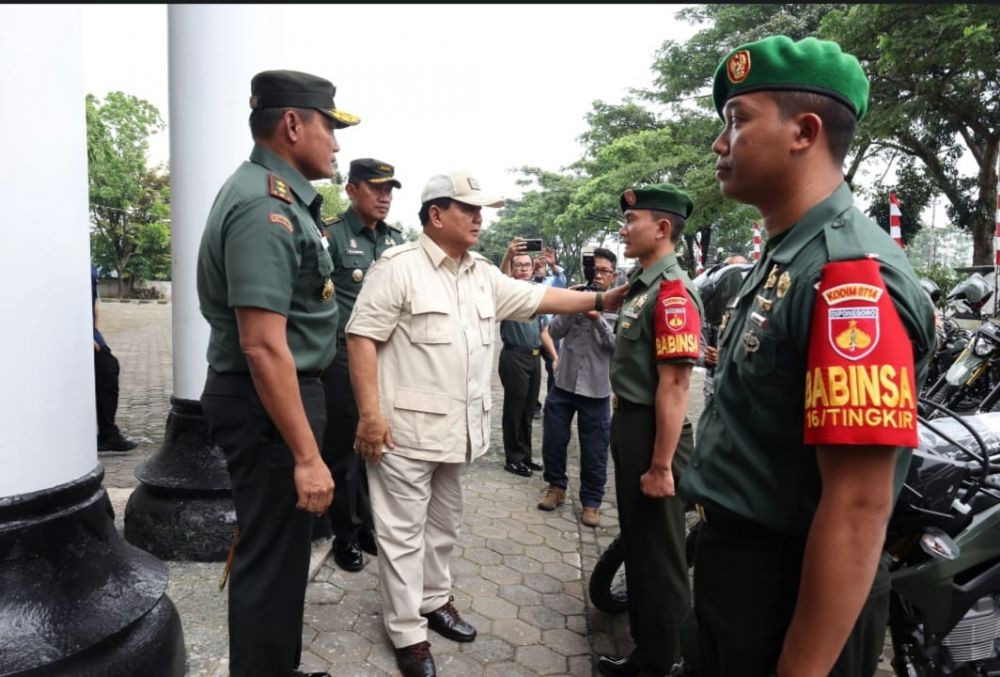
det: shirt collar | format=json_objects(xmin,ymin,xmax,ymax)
[
  {"xmin": 342, "ymin": 205, "xmax": 389, "ymax": 237},
  {"xmin": 418, "ymin": 232, "xmax": 473, "ymax": 272},
  {"xmin": 635, "ymin": 251, "xmax": 678, "ymax": 289},
  {"xmin": 249, "ymin": 144, "xmax": 320, "ymax": 210},
  {"xmin": 769, "ymin": 183, "xmax": 855, "ymax": 265}
]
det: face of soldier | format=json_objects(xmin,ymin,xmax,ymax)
[
  {"xmin": 713, "ymin": 92, "xmax": 796, "ymax": 206},
  {"xmin": 619, "ymin": 209, "xmax": 666, "ymax": 262},
  {"xmin": 295, "ymin": 112, "xmax": 340, "ymax": 181},
  {"xmin": 349, "ymin": 180, "xmax": 393, "ymax": 224},
  {"xmin": 511, "ymin": 254, "xmax": 533, "ymax": 281}
]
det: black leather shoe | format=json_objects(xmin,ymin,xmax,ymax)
[
  {"xmin": 332, "ymin": 537, "xmax": 364, "ymax": 572},
  {"xmin": 394, "ymin": 641, "xmax": 436, "ymax": 677},
  {"xmin": 358, "ymin": 527, "xmax": 378, "ymax": 556},
  {"xmin": 504, "ymin": 461, "xmax": 532, "ymax": 477},
  {"xmin": 526, "ymin": 460, "xmax": 543, "ymax": 471},
  {"xmin": 421, "ymin": 597, "xmax": 477, "ymax": 642},
  {"xmin": 597, "ymin": 654, "xmax": 642, "ymax": 677},
  {"xmin": 97, "ymin": 433, "xmax": 138, "ymax": 453}
]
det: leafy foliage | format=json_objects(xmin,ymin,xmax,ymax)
[{"xmin": 87, "ymin": 92, "xmax": 170, "ymax": 294}]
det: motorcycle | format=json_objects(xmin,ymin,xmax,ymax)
[
  {"xmin": 588, "ymin": 403, "xmax": 1000, "ymax": 676},
  {"xmin": 924, "ymin": 275, "xmax": 997, "ymax": 416},
  {"xmin": 886, "ymin": 400, "xmax": 1000, "ymax": 675}
]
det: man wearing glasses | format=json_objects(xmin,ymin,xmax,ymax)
[
  {"xmin": 536, "ymin": 248, "xmax": 618, "ymax": 527},
  {"xmin": 497, "ymin": 241, "xmax": 558, "ymax": 477}
]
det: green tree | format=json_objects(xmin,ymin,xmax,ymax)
[
  {"xmin": 87, "ymin": 92, "xmax": 169, "ymax": 296},
  {"xmin": 314, "ymin": 177, "xmax": 347, "ymax": 221},
  {"xmin": 864, "ymin": 159, "xmax": 934, "ymax": 246}
]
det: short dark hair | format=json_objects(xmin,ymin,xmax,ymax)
[
  {"xmin": 419, "ymin": 197, "xmax": 454, "ymax": 226},
  {"xmin": 249, "ymin": 107, "xmax": 316, "ymax": 140},
  {"xmin": 594, "ymin": 247, "xmax": 617, "ymax": 267},
  {"xmin": 769, "ymin": 91, "xmax": 857, "ymax": 164},
  {"xmin": 650, "ymin": 210, "xmax": 686, "ymax": 244}
]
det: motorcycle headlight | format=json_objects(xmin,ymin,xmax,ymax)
[{"xmin": 973, "ymin": 339, "xmax": 994, "ymax": 357}]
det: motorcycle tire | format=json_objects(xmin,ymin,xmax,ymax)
[
  {"xmin": 589, "ymin": 534, "xmax": 627, "ymax": 614},
  {"xmin": 588, "ymin": 522, "xmax": 703, "ymax": 615}
]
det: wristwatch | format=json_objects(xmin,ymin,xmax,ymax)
[{"xmin": 594, "ymin": 291, "xmax": 604, "ymax": 312}]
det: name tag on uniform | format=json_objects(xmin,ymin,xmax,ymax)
[
  {"xmin": 346, "ymin": 249, "xmax": 365, "ymax": 256},
  {"xmin": 623, "ymin": 309, "xmax": 640, "ymax": 319},
  {"xmin": 320, "ymin": 236, "xmax": 329, "ymax": 250}
]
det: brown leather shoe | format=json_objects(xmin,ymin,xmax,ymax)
[
  {"xmin": 394, "ymin": 641, "xmax": 436, "ymax": 677},
  {"xmin": 421, "ymin": 597, "xmax": 477, "ymax": 642},
  {"xmin": 581, "ymin": 506, "xmax": 600, "ymax": 527},
  {"xmin": 537, "ymin": 485, "xmax": 566, "ymax": 511}
]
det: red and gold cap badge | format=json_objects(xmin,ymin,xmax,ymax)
[{"xmin": 727, "ymin": 50, "xmax": 751, "ymax": 84}]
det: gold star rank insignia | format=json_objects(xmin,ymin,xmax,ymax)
[{"xmin": 269, "ymin": 174, "xmax": 292, "ymax": 203}]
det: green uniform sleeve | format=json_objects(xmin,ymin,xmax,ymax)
[{"xmin": 224, "ymin": 197, "xmax": 302, "ymax": 316}]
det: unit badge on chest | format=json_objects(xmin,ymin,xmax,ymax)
[{"xmin": 321, "ymin": 278, "xmax": 334, "ymax": 300}]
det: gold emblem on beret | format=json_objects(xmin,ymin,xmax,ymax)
[
  {"xmin": 623, "ymin": 189, "xmax": 637, "ymax": 207},
  {"xmin": 727, "ymin": 50, "xmax": 751, "ymax": 84},
  {"xmin": 764, "ymin": 265, "xmax": 779, "ymax": 290},
  {"xmin": 322, "ymin": 278, "xmax": 334, "ymax": 300},
  {"xmin": 352, "ymin": 268, "xmax": 363, "ymax": 283},
  {"xmin": 776, "ymin": 271, "xmax": 792, "ymax": 299}
]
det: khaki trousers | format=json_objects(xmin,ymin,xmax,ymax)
[{"xmin": 368, "ymin": 452, "xmax": 466, "ymax": 648}]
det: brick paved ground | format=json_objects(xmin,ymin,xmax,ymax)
[{"xmin": 97, "ymin": 301, "xmax": 894, "ymax": 676}]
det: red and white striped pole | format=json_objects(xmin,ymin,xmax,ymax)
[
  {"xmin": 752, "ymin": 222, "xmax": 762, "ymax": 261},
  {"xmin": 694, "ymin": 238, "xmax": 704, "ymax": 275},
  {"xmin": 889, "ymin": 191, "xmax": 904, "ymax": 248}
]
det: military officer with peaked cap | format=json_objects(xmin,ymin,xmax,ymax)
[
  {"xmin": 597, "ymin": 183, "xmax": 704, "ymax": 677},
  {"xmin": 197, "ymin": 69, "xmax": 358, "ymax": 677},
  {"xmin": 318, "ymin": 158, "xmax": 406, "ymax": 572},
  {"xmin": 679, "ymin": 36, "xmax": 935, "ymax": 676}
]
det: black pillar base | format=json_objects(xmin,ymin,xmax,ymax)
[
  {"xmin": 0, "ymin": 467, "xmax": 186, "ymax": 675},
  {"xmin": 124, "ymin": 396, "xmax": 234, "ymax": 562}
]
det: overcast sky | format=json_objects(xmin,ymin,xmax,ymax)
[{"xmin": 81, "ymin": 4, "xmax": 699, "ymax": 232}]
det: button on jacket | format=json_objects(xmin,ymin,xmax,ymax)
[{"xmin": 346, "ymin": 233, "xmax": 546, "ymax": 463}]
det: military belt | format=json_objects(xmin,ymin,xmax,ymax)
[
  {"xmin": 612, "ymin": 396, "xmax": 654, "ymax": 413},
  {"xmin": 503, "ymin": 345, "xmax": 541, "ymax": 356},
  {"xmin": 695, "ymin": 503, "xmax": 796, "ymax": 544}
]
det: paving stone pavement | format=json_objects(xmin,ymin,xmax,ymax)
[{"xmin": 97, "ymin": 301, "xmax": 895, "ymax": 676}]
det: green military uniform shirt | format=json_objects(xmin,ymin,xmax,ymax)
[
  {"xmin": 680, "ymin": 183, "xmax": 935, "ymax": 537},
  {"xmin": 323, "ymin": 206, "xmax": 405, "ymax": 339},
  {"xmin": 197, "ymin": 144, "xmax": 339, "ymax": 373},
  {"xmin": 611, "ymin": 252, "xmax": 704, "ymax": 405},
  {"xmin": 500, "ymin": 316, "xmax": 542, "ymax": 349}
]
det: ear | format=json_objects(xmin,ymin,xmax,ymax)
[
  {"xmin": 283, "ymin": 109, "xmax": 304, "ymax": 143},
  {"xmin": 790, "ymin": 111, "xmax": 822, "ymax": 153},
  {"xmin": 656, "ymin": 215, "xmax": 673, "ymax": 242},
  {"xmin": 345, "ymin": 182, "xmax": 358, "ymax": 200},
  {"xmin": 428, "ymin": 204, "xmax": 445, "ymax": 230}
]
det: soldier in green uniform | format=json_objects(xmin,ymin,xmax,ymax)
[
  {"xmin": 319, "ymin": 158, "xmax": 406, "ymax": 572},
  {"xmin": 196, "ymin": 69, "xmax": 358, "ymax": 677},
  {"xmin": 598, "ymin": 184, "xmax": 703, "ymax": 677},
  {"xmin": 679, "ymin": 37, "xmax": 935, "ymax": 677}
]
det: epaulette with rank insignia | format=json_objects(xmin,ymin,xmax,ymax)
[
  {"xmin": 322, "ymin": 215, "xmax": 342, "ymax": 227},
  {"xmin": 269, "ymin": 174, "xmax": 293, "ymax": 204}
]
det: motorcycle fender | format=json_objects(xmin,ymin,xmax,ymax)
[
  {"xmin": 944, "ymin": 349, "xmax": 983, "ymax": 387},
  {"xmin": 890, "ymin": 503, "xmax": 1000, "ymax": 637}
]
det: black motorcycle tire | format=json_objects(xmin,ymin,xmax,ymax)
[
  {"xmin": 589, "ymin": 534, "xmax": 627, "ymax": 614},
  {"xmin": 588, "ymin": 522, "xmax": 702, "ymax": 615}
]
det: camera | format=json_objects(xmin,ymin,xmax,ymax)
[
  {"xmin": 523, "ymin": 238, "xmax": 543, "ymax": 252},
  {"xmin": 579, "ymin": 246, "xmax": 602, "ymax": 292}
]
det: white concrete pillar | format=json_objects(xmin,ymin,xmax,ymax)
[
  {"xmin": 0, "ymin": 6, "xmax": 94, "ymax": 497},
  {"xmin": 168, "ymin": 5, "xmax": 286, "ymax": 399}
]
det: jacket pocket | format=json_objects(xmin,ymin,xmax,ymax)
[
  {"xmin": 410, "ymin": 293, "xmax": 451, "ymax": 344},
  {"xmin": 390, "ymin": 387, "xmax": 451, "ymax": 451}
]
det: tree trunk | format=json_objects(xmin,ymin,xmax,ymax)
[{"xmin": 972, "ymin": 142, "xmax": 999, "ymax": 266}]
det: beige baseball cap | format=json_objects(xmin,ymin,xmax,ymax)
[{"xmin": 420, "ymin": 170, "xmax": 504, "ymax": 208}]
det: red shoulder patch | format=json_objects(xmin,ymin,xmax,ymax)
[
  {"xmin": 269, "ymin": 174, "xmax": 293, "ymax": 203},
  {"xmin": 804, "ymin": 259, "xmax": 917, "ymax": 447},
  {"xmin": 654, "ymin": 279, "xmax": 701, "ymax": 360}
]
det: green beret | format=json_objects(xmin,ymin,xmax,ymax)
[
  {"xmin": 713, "ymin": 35, "xmax": 869, "ymax": 121},
  {"xmin": 349, "ymin": 158, "xmax": 401, "ymax": 189},
  {"xmin": 620, "ymin": 183, "xmax": 694, "ymax": 220},
  {"xmin": 250, "ymin": 69, "xmax": 360, "ymax": 129}
]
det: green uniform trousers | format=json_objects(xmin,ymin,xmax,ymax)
[
  {"xmin": 610, "ymin": 404, "xmax": 693, "ymax": 673},
  {"xmin": 693, "ymin": 510, "xmax": 890, "ymax": 676}
]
